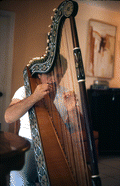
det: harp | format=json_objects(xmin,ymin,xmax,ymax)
[{"xmin": 23, "ymin": 1, "xmax": 101, "ymax": 185}]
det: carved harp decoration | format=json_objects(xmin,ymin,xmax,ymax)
[
  {"xmin": 26, "ymin": 0, "xmax": 77, "ymax": 76},
  {"xmin": 23, "ymin": 0, "xmax": 101, "ymax": 186}
]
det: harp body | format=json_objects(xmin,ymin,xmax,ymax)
[{"xmin": 23, "ymin": 1, "xmax": 101, "ymax": 185}]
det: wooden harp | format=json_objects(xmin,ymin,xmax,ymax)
[{"xmin": 23, "ymin": 1, "xmax": 101, "ymax": 185}]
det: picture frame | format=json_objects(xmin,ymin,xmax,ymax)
[{"xmin": 86, "ymin": 19, "xmax": 117, "ymax": 78}]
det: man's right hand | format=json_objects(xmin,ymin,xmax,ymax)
[{"xmin": 32, "ymin": 84, "xmax": 49, "ymax": 102}]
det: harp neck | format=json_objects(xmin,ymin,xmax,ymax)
[{"xmin": 23, "ymin": 1, "xmax": 78, "ymax": 76}]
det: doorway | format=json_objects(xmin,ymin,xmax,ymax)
[{"xmin": 0, "ymin": 10, "xmax": 15, "ymax": 131}]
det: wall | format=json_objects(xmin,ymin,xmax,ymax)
[
  {"xmin": 0, "ymin": 0, "xmax": 62, "ymax": 97},
  {"xmin": 0, "ymin": 0, "xmax": 120, "ymax": 98},
  {"xmin": 76, "ymin": 2, "xmax": 120, "ymax": 89}
]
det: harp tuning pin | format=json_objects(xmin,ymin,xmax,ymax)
[
  {"xmin": 53, "ymin": 8, "xmax": 57, "ymax": 12},
  {"xmin": 48, "ymin": 32, "xmax": 51, "ymax": 39},
  {"xmin": 51, "ymin": 16, "xmax": 53, "ymax": 20},
  {"xmin": 32, "ymin": 57, "xmax": 40, "ymax": 61},
  {"xmin": 53, "ymin": 8, "xmax": 58, "ymax": 14},
  {"xmin": 43, "ymin": 54, "xmax": 47, "ymax": 57},
  {"xmin": 46, "ymin": 46, "xmax": 49, "ymax": 51},
  {"xmin": 35, "ymin": 57, "xmax": 40, "ymax": 60},
  {"xmin": 29, "ymin": 59, "xmax": 33, "ymax": 64},
  {"xmin": 32, "ymin": 57, "xmax": 36, "ymax": 60}
]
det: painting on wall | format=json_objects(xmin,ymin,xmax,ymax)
[{"xmin": 86, "ymin": 19, "xmax": 117, "ymax": 78}]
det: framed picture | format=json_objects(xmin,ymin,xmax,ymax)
[{"xmin": 86, "ymin": 19, "xmax": 117, "ymax": 78}]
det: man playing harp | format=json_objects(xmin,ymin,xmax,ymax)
[
  {"xmin": 4, "ymin": 56, "xmax": 84, "ymax": 185},
  {"xmin": 4, "ymin": 0, "xmax": 101, "ymax": 184}
]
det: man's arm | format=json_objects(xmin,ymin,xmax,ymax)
[{"xmin": 5, "ymin": 84, "xmax": 49, "ymax": 124}]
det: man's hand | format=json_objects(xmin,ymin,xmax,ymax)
[
  {"xmin": 63, "ymin": 91, "xmax": 77, "ymax": 111},
  {"xmin": 33, "ymin": 84, "xmax": 49, "ymax": 102}
]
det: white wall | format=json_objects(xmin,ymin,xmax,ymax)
[
  {"xmin": 75, "ymin": 2, "xmax": 120, "ymax": 89},
  {"xmin": 0, "ymin": 10, "xmax": 15, "ymax": 131}
]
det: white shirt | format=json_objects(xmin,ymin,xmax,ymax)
[{"xmin": 12, "ymin": 86, "xmax": 32, "ymax": 139}]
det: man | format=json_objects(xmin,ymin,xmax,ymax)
[{"xmin": 5, "ymin": 60, "xmax": 83, "ymax": 185}]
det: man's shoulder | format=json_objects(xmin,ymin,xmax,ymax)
[
  {"xmin": 17, "ymin": 86, "xmax": 25, "ymax": 92},
  {"xmin": 12, "ymin": 86, "xmax": 26, "ymax": 100}
]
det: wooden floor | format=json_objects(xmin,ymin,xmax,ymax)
[
  {"xmin": 98, "ymin": 155, "xmax": 120, "ymax": 186},
  {"xmin": 35, "ymin": 155, "xmax": 120, "ymax": 186}
]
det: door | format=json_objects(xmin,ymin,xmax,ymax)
[{"xmin": 0, "ymin": 10, "xmax": 15, "ymax": 131}]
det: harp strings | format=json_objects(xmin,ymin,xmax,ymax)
[
  {"xmin": 62, "ymin": 20, "xmax": 88, "ymax": 185},
  {"xmin": 62, "ymin": 17, "xmax": 89, "ymax": 185},
  {"xmin": 39, "ymin": 18, "xmax": 90, "ymax": 185}
]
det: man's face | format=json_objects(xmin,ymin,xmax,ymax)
[
  {"xmin": 38, "ymin": 62, "xmax": 66, "ymax": 99},
  {"xmin": 38, "ymin": 71, "xmax": 58, "ymax": 100}
]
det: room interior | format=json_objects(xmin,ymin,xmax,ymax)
[{"xmin": 0, "ymin": 0, "xmax": 120, "ymax": 185}]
